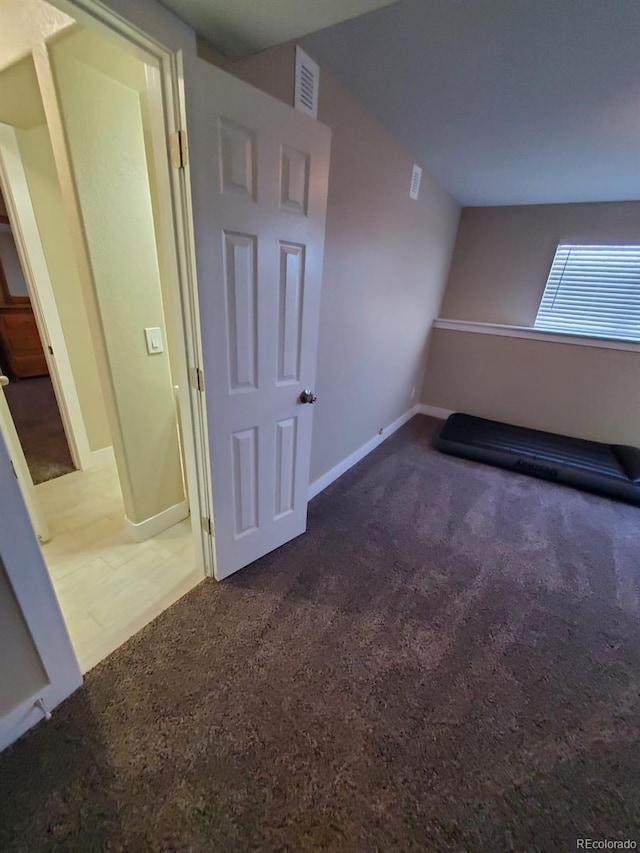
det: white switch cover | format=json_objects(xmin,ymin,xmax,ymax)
[
  {"xmin": 410, "ymin": 164, "xmax": 422, "ymax": 200},
  {"xmin": 144, "ymin": 327, "xmax": 164, "ymax": 354}
]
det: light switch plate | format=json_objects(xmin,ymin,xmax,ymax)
[
  {"xmin": 410, "ymin": 164, "xmax": 422, "ymax": 200},
  {"xmin": 144, "ymin": 327, "xmax": 164, "ymax": 354}
]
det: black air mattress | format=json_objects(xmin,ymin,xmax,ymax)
[{"xmin": 435, "ymin": 413, "xmax": 640, "ymax": 506}]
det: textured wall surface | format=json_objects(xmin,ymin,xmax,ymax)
[
  {"xmin": 17, "ymin": 124, "xmax": 111, "ymax": 452},
  {"xmin": 53, "ymin": 49, "xmax": 184, "ymax": 522}
]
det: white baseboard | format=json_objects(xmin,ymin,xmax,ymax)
[
  {"xmin": 308, "ymin": 404, "xmax": 422, "ymax": 501},
  {"xmin": 125, "ymin": 500, "xmax": 189, "ymax": 543},
  {"xmin": 0, "ymin": 684, "xmax": 70, "ymax": 754},
  {"xmin": 87, "ymin": 445, "xmax": 115, "ymax": 469},
  {"xmin": 416, "ymin": 403, "xmax": 455, "ymax": 420}
]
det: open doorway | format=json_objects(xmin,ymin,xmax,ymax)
[
  {"xmin": 0, "ymin": 189, "xmax": 75, "ymax": 483},
  {"xmin": 0, "ymin": 0, "xmax": 210, "ymax": 673}
]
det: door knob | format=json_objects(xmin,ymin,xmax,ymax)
[
  {"xmin": 0, "ymin": 375, "xmax": 9, "ymax": 387},
  {"xmin": 299, "ymin": 389, "xmax": 316, "ymax": 404}
]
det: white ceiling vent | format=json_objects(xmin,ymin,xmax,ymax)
[
  {"xmin": 295, "ymin": 47, "xmax": 319, "ymax": 118},
  {"xmin": 410, "ymin": 164, "xmax": 422, "ymax": 200}
]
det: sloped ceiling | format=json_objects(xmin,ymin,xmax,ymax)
[
  {"xmin": 306, "ymin": 0, "xmax": 640, "ymax": 205},
  {"xmin": 159, "ymin": 0, "xmax": 402, "ymax": 59}
]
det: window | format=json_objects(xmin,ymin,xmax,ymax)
[{"xmin": 534, "ymin": 244, "xmax": 640, "ymax": 343}]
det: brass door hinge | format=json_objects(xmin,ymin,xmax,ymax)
[{"xmin": 170, "ymin": 129, "xmax": 188, "ymax": 169}]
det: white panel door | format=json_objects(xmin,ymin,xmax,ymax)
[{"xmin": 189, "ymin": 60, "xmax": 331, "ymax": 579}]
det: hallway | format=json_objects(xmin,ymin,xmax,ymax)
[
  {"xmin": 4, "ymin": 377, "xmax": 74, "ymax": 484},
  {"xmin": 37, "ymin": 455, "xmax": 199, "ymax": 672}
]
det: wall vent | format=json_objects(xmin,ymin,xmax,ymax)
[
  {"xmin": 295, "ymin": 47, "xmax": 319, "ymax": 118},
  {"xmin": 410, "ymin": 164, "xmax": 422, "ymax": 200}
]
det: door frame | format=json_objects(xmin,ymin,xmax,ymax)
[
  {"xmin": 0, "ymin": 433, "xmax": 81, "ymax": 753},
  {"xmin": 0, "ymin": 0, "xmax": 214, "ymax": 754},
  {"xmin": 45, "ymin": 0, "xmax": 216, "ymax": 579},
  {"xmin": 0, "ymin": 123, "xmax": 94, "ymax": 472}
]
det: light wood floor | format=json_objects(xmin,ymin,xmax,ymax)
[{"xmin": 36, "ymin": 457, "xmax": 201, "ymax": 673}]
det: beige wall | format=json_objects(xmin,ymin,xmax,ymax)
[
  {"xmin": 0, "ymin": 40, "xmax": 110, "ymax": 453},
  {"xmin": 441, "ymin": 202, "xmax": 640, "ymax": 326},
  {"xmin": 16, "ymin": 124, "xmax": 112, "ymax": 451},
  {"xmin": 0, "ymin": 558, "xmax": 47, "ymax": 717},
  {"xmin": 424, "ymin": 201, "xmax": 640, "ymax": 445},
  {"xmin": 424, "ymin": 329, "xmax": 640, "ymax": 445},
  {"xmin": 52, "ymin": 47, "xmax": 184, "ymax": 523},
  {"xmin": 0, "ymin": 4, "xmax": 176, "ymax": 747},
  {"xmin": 199, "ymin": 38, "xmax": 296, "ymax": 106},
  {"xmin": 0, "ymin": 0, "xmax": 73, "ymax": 73},
  {"xmin": 201, "ymin": 40, "xmax": 460, "ymax": 482}
]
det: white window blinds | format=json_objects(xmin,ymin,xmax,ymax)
[{"xmin": 534, "ymin": 243, "xmax": 640, "ymax": 342}]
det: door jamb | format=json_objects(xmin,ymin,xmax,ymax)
[
  {"xmin": 0, "ymin": 0, "xmax": 215, "ymax": 754},
  {"xmin": 47, "ymin": 0, "xmax": 216, "ymax": 578},
  {"xmin": 0, "ymin": 436, "xmax": 82, "ymax": 752}
]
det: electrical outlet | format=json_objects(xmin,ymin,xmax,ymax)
[{"xmin": 378, "ymin": 428, "xmax": 383, "ymax": 435}]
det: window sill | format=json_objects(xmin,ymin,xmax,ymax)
[{"xmin": 433, "ymin": 318, "xmax": 640, "ymax": 354}]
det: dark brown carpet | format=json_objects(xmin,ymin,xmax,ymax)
[
  {"xmin": 1, "ymin": 415, "xmax": 639, "ymax": 852},
  {"xmin": 4, "ymin": 376, "xmax": 75, "ymax": 484}
]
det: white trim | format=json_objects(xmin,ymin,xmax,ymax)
[
  {"xmin": 0, "ymin": 0, "xmax": 208, "ymax": 754},
  {"xmin": 416, "ymin": 403, "xmax": 454, "ymax": 420},
  {"xmin": 48, "ymin": 0, "xmax": 215, "ymax": 577},
  {"xmin": 308, "ymin": 405, "xmax": 421, "ymax": 500},
  {"xmin": 0, "ymin": 125, "xmax": 93, "ymax": 471},
  {"xmin": 0, "ymin": 686, "xmax": 57, "ymax": 754},
  {"xmin": 140, "ymin": 60, "xmax": 213, "ymax": 576},
  {"xmin": 124, "ymin": 500, "xmax": 189, "ymax": 542},
  {"xmin": 433, "ymin": 317, "xmax": 640, "ymax": 353},
  {"xmin": 0, "ymin": 386, "xmax": 50, "ymax": 543},
  {"xmin": 0, "ymin": 432, "xmax": 82, "ymax": 753},
  {"xmin": 88, "ymin": 445, "xmax": 115, "ymax": 468}
]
